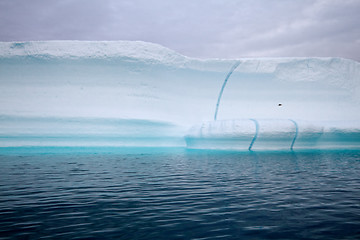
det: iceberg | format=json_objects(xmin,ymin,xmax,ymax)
[{"xmin": 0, "ymin": 41, "xmax": 359, "ymax": 150}]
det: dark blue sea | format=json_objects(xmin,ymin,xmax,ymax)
[{"xmin": 0, "ymin": 148, "xmax": 360, "ymax": 240}]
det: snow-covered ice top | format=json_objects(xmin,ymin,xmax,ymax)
[
  {"xmin": 0, "ymin": 41, "xmax": 186, "ymax": 63},
  {"xmin": 1, "ymin": 40, "xmax": 359, "ymax": 76}
]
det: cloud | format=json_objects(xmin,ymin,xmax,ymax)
[
  {"xmin": 0, "ymin": 0, "xmax": 359, "ymax": 61},
  {"xmin": 215, "ymin": 0, "xmax": 360, "ymax": 60}
]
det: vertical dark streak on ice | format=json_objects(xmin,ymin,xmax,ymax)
[
  {"xmin": 255, "ymin": 61, "xmax": 260, "ymax": 72},
  {"xmin": 289, "ymin": 119, "xmax": 298, "ymax": 150},
  {"xmin": 214, "ymin": 61, "xmax": 241, "ymax": 121},
  {"xmin": 249, "ymin": 119, "xmax": 259, "ymax": 151}
]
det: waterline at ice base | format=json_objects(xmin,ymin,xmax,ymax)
[{"xmin": 0, "ymin": 41, "xmax": 359, "ymax": 151}]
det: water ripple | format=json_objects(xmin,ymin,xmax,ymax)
[{"xmin": 0, "ymin": 150, "xmax": 359, "ymax": 239}]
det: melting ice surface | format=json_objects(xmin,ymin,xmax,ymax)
[{"xmin": 0, "ymin": 41, "xmax": 360, "ymax": 150}]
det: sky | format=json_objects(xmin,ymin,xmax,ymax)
[{"xmin": 0, "ymin": 0, "xmax": 359, "ymax": 61}]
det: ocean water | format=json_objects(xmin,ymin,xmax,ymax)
[{"xmin": 0, "ymin": 148, "xmax": 359, "ymax": 240}]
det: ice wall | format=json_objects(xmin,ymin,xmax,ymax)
[{"xmin": 0, "ymin": 41, "xmax": 359, "ymax": 149}]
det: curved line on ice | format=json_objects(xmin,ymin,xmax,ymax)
[
  {"xmin": 289, "ymin": 119, "xmax": 298, "ymax": 150},
  {"xmin": 214, "ymin": 61, "xmax": 241, "ymax": 121},
  {"xmin": 249, "ymin": 119, "xmax": 259, "ymax": 151}
]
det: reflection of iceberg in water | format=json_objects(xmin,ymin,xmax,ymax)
[{"xmin": 0, "ymin": 41, "xmax": 359, "ymax": 150}]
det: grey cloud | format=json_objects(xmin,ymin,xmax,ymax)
[{"xmin": 211, "ymin": 0, "xmax": 360, "ymax": 60}]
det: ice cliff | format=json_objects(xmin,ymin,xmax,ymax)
[{"xmin": 0, "ymin": 41, "xmax": 359, "ymax": 149}]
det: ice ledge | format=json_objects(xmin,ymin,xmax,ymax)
[
  {"xmin": 0, "ymin": 40, "xmax": 186, "ymax": 64},
  {"xmin": 185, "ymin": 119, "xmax": 360, "ymax": 151}
]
